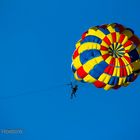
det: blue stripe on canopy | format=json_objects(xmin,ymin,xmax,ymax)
[
  {"xmin": 80, "ymin": 49, "xmax": 101, "ymax": 64},
  {"xmin": 89, "ymin": 69, "xmax": 102, "ymax": 79},
  {"xmin": 81, "ymin": 36, "xmax": 102, "ymax": 44},
  {"xmin": 126, "ymin": 74, "xmax": 134, "ymax": 82},
  {"xmin": 114, "ymin": 27, "xmax": 120, "ymax": 32},
  {"xmin": 88, "ymin": 61, "xmax": 108, "ymax": 79},
  {"xmin": 71, "ymin": 65, "xmax": 76, "ymax": 73},
  {"xmin": 109, "ymin": 76, "xmax": 119, "ymax": 85},
  {"xmin": 98, "ymin": 28, "xmax": 110, "ymax": 35},
  {"xmin": 93, "ymin": 61, "xmax": 108, "ymax": 73},
  {"xmin": 128, "ymin": 49, "xmax": 139, "ymax": 62}
]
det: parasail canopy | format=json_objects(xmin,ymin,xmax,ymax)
[{"xmin": 71, "ymin": 23, "xmax": 140, "ymax": 90}]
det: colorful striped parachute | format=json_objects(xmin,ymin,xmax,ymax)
[{"xmin": 71, "ymin": 23, "xmax": 140, "ymax": 90}]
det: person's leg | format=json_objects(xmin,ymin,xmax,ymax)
[
  {"xmin": 71, "ymin": 91, "xmax": 74, "ymax": 99},
  {"xmin": 74, "ymin": 92, "xmax": 76, "ymax": 97},
  {"xmin": 71, "ymin": 94, "xmax": 73, "ymax": 99}
]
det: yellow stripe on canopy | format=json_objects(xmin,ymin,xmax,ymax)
[
  {"xmin": 132, "ymin": 60, "xmax": 140, "ymax": 72},
  {"xmin": 121, "ymin": 36, "xmax": 128, "ymax": 45},
  {"xmin": 118, "ymin": 77, "xmax": 126, "ymax": 85},
  {"xmin": 78, "ymin": 42, "xmax": 93, "ymax": 54},
  {"xmin": 74, "ymin": 72, "xmax": 82, "ymax": 81},
  {"xmin": 100, "ymin": 41, "xmax": 109, "ymax": 47},
  {"xmin": 75, "ymin": 40, "xmax": 81, "ymax": 49},
  {"xmin": 83, "ymin": 74, "xmax": 96, "ymax": 83},
  {"xmin": 112, "ymin": 67, "xmax": 120, "ymax": 77},
  {"xmin": 96, "ymin": 30, "xmax": 106, "ymax": 39},
  {"xmin": 72, "ymin": 56, "xmax": 82, "ymax": 69},
  {"xmin": 104, "ymin": 84, "xmax": 113, "ymax": 90},
  {"xmin": 107, "ymin": 25, "xmax": 116, "ymax": 33},
  {"xmin": 87, "ymin": 27, "xmax": 98, "ymax": 36},
  {"xmin": 105, "ymin": 56, "xmax": 112, "ymax": 64},
  {"xmin": 116, "ymin": 32, "xmax": 120, "ymax": 42},
  {"xmin": 100, "ymin": 50, "xmax": 108, "ymax": 55},
  {"xmin": 83, "ymin": 59, "xmax": 97, "ymax": 73},
  {"xmin": 122, "ymin": 30, "xmax": 133, "ymax": 39},
  {"xmin": 95, "ymin": 56, "xmax": 104, "ymax": 63},
  {"xmin": 98, "ymin": 73, "xmax": 111, "ymax": 84},
  {"xmin": 107, "ymin": 34, "xmax": 113, "ymax": 44}
]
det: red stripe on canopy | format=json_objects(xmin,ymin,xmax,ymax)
[
  {"xmin": 77, "ymin": 66, "xmax": 88, "ymax": 78},
  {"xmin": 93, "ymin": 80, "xmax": 106, "ymax": 88}
]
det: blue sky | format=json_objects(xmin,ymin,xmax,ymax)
[{"xmin": 0, "ymin": 0, "xmax": 140, "ymax": 139}]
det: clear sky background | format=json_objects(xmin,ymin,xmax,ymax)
[{"xmin": 0, "ymin": 0, "xmax": 140, "ymax": 140}]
